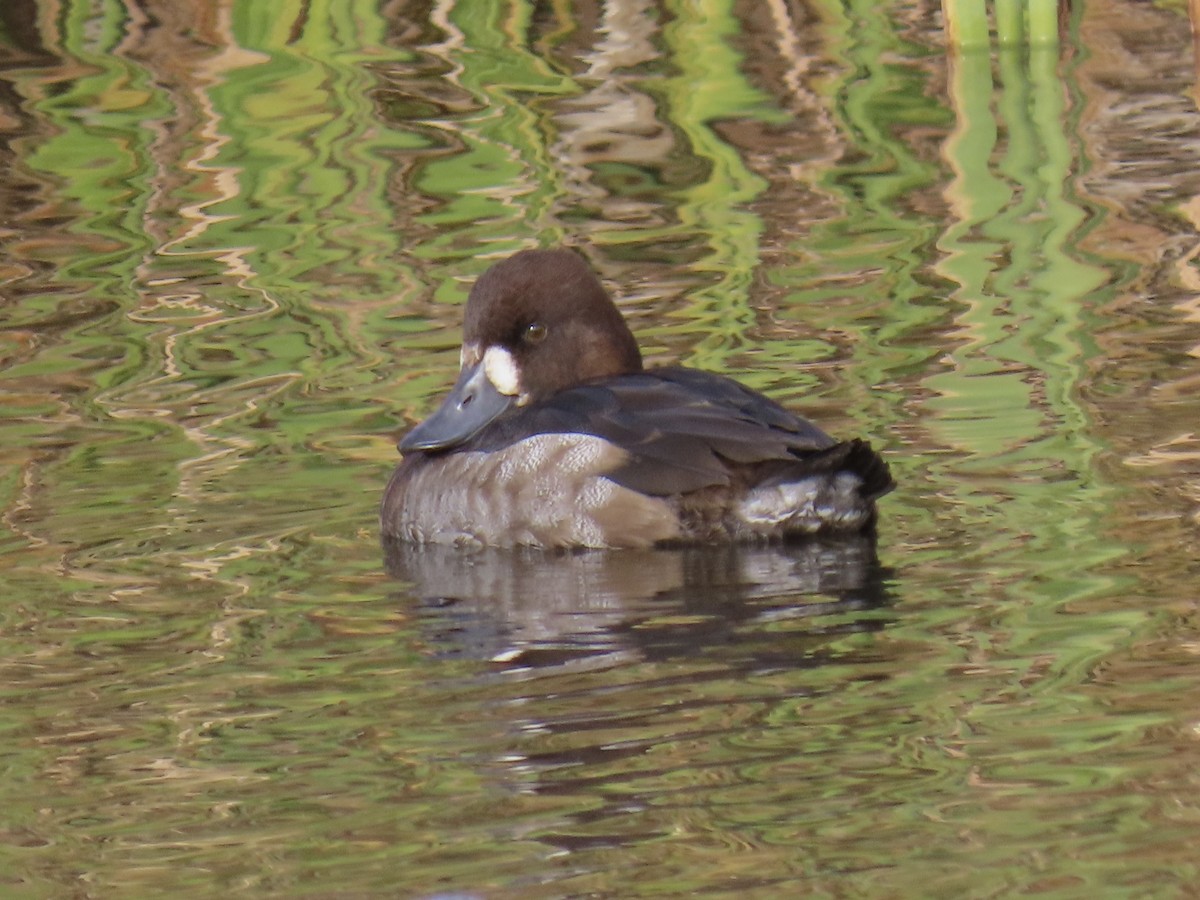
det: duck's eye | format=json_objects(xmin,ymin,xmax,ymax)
[{"xmin": 523, "ymin": 322, "xmax": 548, "ymax": 344}]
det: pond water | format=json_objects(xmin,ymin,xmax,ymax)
[{"xmin": 3, "ymin": 0, "xmax": 1200, "ymax": 895}]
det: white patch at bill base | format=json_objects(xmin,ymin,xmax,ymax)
[{"xmin": 483, "ymin": 345, "xmax": 522, "ymax": 397}]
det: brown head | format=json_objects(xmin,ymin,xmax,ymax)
[
  {"xmin": 461, "ymin": 248, "xmax": 642, "ymax": 403},
  {"xmin": 401, "ymin": 248, "xmax": 643, "ymax": 452}
]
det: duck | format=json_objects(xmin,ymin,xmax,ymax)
[{"xmin": 381, "ymin": 248, "xmax": 894, "ymax": 549}]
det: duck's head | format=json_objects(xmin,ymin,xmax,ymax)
[{"xmin": 400, "ymin": 248, "xmax": 642, "ymax": 453}]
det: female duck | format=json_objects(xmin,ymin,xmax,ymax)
[{"xmin": 381, "ymin": 248, "xmax": 893, "ymax": 549}]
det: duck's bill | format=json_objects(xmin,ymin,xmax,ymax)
[{"xmin": 399, "ymin": 362, "xmax": 513, "ymax": 452}]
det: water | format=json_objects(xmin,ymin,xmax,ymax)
[{"xmin": 2, "ymin": 0, "xmax": 1200, "ymax": 895}]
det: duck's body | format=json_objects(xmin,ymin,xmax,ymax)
[{"xmin": 381, "ymin": 249, "xmax": 893, "ymax": 549}]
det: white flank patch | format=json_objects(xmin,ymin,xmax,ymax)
[
  {"xmin": 737, "ymin": 473, "xmax": 867, "ymax": 533},
  {"xmin": 483, "ymin": 345, "xmax": 522, "ymax": 397},
  {"xmin": 739, "ymin": 478, "xmax": 823, "ymax": 527}
]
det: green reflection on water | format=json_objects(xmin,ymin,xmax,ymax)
[
  {"xmin": 651, "ymin": 0, "xmax": 779, "ymax": 366},
  {"xmin": 933, "ymin": 45, "xmax": 1108, "ymax": 466},
  {"xmin": 410, "ymin": 0, "xmax": 579, "ymax": 267}
]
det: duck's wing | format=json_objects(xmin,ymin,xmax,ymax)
[{"xmin": 468, "ymin": 367, "xmax": 891, "ymax": 498}]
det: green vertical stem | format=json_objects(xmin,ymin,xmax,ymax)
[
  {"xmin": 942, "ymin": 0, "xmax": 989, "ymax": 50},
  {"xmin": 995, "ymin": 0, "xmax": 1024, "ymax": 46},
  {"xmin": 1028, "ymin": 0, "xmax": 1061, "ymax": 45}
]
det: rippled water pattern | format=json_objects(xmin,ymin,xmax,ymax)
[{"xmin": 2, "ymin": 0, "xmax": 1200, "ymax": 895}]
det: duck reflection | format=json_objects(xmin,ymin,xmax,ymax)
[
  {"xmin": 383, "ymin": 538, "xmax": 896, "ymax": 858},
  {"xmin": 383, "ymin": 537, "xmax": 893, "ymax": 669}
]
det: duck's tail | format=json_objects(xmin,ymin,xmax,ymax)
[
  {"xmin": 825, "ymin": 438, "xmax": 895, "ymax": 502},
  {"xmin": 737, "ymin": 439, "xmax": 895, "ymax": 537}
]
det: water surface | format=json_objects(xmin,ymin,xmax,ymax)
[{"xmin": 2, "ymin": 0, "xmax": 1200, "ymax": 896}]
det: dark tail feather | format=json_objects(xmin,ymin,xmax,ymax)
[
  {"xmin": 839, "ymin": 438, "xmax": 895, "ymax": 501},
  {"xmin": 799, "ymin": 438, "xmax": 894, "ymax": 501}
]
